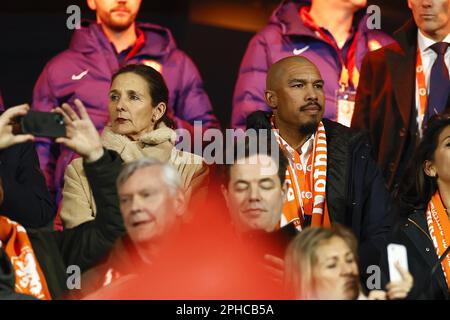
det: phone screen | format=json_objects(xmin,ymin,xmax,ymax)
[{"xmin": 387, "ymin": 243, "xmax": 408, "ymax": 282}]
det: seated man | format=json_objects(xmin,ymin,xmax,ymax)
[
  {"xmin": 221, "ymin": 139, "xmax": 298, "ymax": 288},
  {"xmin": 0, "ymin": 105, "xmax": 55, "ymax": 228},
  {"xmin": 0, "ymin": 102, "xmax": 125, "ymax": 299},
  {"xmin": 222, "ymin": 138, "xmax": 297, "ymax": 258},
  {"xmin": 74, "ymin": 157, "xmax": 186, "ymax": 298},
  {"xmin": 246, "ymin": 56, "xmax": 395, "ymax": 278}
]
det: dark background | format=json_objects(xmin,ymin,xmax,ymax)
[{"xmin": 0, "ymin": 0, "xmax": 410, "ymax": 128}]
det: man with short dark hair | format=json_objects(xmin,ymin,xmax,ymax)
[{"xmin": 221, "ymin": 140, "xmax": 296, "ymax": 288}]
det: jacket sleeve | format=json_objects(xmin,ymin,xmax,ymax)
[
  {"xmin": 352, "ymin": 139, "xmax": 395, "ymax": 274},
  {"xmin": 0, "ymin": 142, "xmax": 56, "ymax": 228},
  {"xmin": 56, "ymin": 149, "xmax": 126, "ymax": 272},
  {"xmin": 32, "ymin": 64, "xmax": 60, "ymax": 195},
  {"xmin": 351, "ymin": 52, "xmax": 374, "ymax": 135},
  {"xmin": 231, "ymin": 32, "xmax": 271, "ymax": 129},
  {"xmin": 174, "ymin": 52, "xmax": 220, "ymax": 132},
  {"xmin": 60, "ymin": 160, "xmax": 96, "ymax": 229}
]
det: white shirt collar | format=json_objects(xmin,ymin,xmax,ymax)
[
  {"xmin": 299, "ymin": 134, "xmax": 315, "ymax": 156},
  {"xmin": 418, "ymin": 29, "xmax": 450, "ymax": 55}
]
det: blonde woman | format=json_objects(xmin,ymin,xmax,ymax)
[{"xmin": 284, "ymin": 225, "xmax": 413, "ymax": 300}]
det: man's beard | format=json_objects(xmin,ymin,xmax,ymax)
[
  {"xmin": 299, "ymin": 120, "xmax": 319, "ymax": 136},
  {"xmin": 100, "ymin": 12, "xmax": 136, "ymax": 32}
]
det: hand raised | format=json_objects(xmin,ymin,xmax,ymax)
[
  {"xmin": 0, "ymin": 104, "xmax": 34, "ymax": 150},
  {"xmin": 55, "ymin": 99, "xmax": 104, "ymax": 162}
]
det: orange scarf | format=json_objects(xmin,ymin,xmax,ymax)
[
  {"xmin": 272, "ymin": 121, "xmax": 331, "ymax": 231},
  {"xmin": 0, "ymin": 216, "xmax": 51, "ymax": 299},
  {"xmin": 426, "ymin": 192, "xmax": 450, "ymax": 288}
]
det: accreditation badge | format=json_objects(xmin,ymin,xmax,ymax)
[{"xmin": 336, "ymin": 88, "xmax": 356, "ymax": 127}]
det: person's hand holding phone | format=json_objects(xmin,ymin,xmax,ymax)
[
  {"xmin": 54, "ymin": 99, "xmax": 104, "ymax": 163},
  {"xmin": 0, "ymin": 104, "xmax": 34, "ymax": 150},
  {"xmin": 385, "ymin": 262, "xmax": 414, "ymax": 300}
]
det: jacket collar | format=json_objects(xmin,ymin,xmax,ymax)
[
  {"xmin": 100, "ymin": 125, "xmax": 177, "ymax": 163},
  {"xmin": 386, "ymin": 19, "xmax": 418, "ymax": 127},
  {"xmin": 69, "ymin": 20, "xmax": 176, "ymax": 58}
]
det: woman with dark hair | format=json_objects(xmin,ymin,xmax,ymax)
[
  {"xmin": 380, "ymin": 113, "xmax": 450, "ymax": 300},
  {"xmin": 59, "ymin": 64, "xmax": 208, "ymax": 229}
]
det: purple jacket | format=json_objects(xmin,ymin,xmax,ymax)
[
  {"xmin": 33, "ymin": 21, "xmax": 219, "ymax": 200},
  {"xmin": 231, "ymin": 0, "xmax": 394, "ymax": 129}
]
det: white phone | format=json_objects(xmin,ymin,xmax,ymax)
[{"xmin": 387, "ymin": 243, "xmax": 409, "ymax": 282}]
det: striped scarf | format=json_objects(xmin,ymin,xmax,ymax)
[
  {"xmin": 0, "ymin": 216, "xmax": 51, "ymax": 299},
  {"xmin": 426, "ymin": 192, "xmax": 450, "ymax": 288},
  {"xmin": 272, "ymin": 121, "xmax": 331, "ymax": 231}
]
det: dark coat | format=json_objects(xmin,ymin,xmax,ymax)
[
  {"xmin": 380, "ymin": 209, "xmax": 450, "ymax": 300},
  {"xmin": 27, "ymin": 149, "xmax": 125, "ymax": 299},
  {"xmin": 351, "ymin": 20, "xmax": 427, "ymax": 193},
  {"xmin": 322, "ymin": 119, "xmax": 395, "ymax": 273},
  {"xmin": 0, "ymin": 141, "xmax": 55, "ymax": 228}
]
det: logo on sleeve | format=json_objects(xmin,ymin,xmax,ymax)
[{"xmin": 71, "ymin": 70, "xmax": 89, "ymax": 81}]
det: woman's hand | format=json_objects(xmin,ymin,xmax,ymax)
[
  {"xmin": 385, "ymin": 262, "xmax": 414, "ymax": 300},
  {"xmin": 55, "ymin": 99, "xmax": 104, "ymax": 162},
  {"xmin": 0, "ymin": 104, "xmax": 34, "ymax": 150}
]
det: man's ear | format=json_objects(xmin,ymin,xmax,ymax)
[
  {"xmin": 264, "ymin": 90, "xmax": 278, "ymax": 111},
  {"xmin": 87, "ymin": 0, "xmax": 97, "ymax": 10},
  {"xmin": 407, "ymin": 0, "xmax": 412, "ymax": 10},
  {"xmin": 424, "ymin": 160, "xmax": 437, "ymax": 178}
]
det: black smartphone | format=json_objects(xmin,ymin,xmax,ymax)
[{"xmin": 20, "ymin": 111, "xmax": 66, "ymax": 138}]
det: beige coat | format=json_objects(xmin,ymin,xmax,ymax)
[{"xmin": 60, "ymin": 125, "xmax": 208, "ymax": 229}]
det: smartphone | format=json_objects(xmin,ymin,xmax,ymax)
[
  {"xmin": 387, "ymin": 243, "xmax": 409, "ymax": 282},
  {"xmin": 20, "ymin": 111, "xmax": 66, "ymax": 138}
]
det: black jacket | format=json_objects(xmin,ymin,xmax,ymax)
[
  {"xmin": 26, "ymin": 149, "xmax": 125, "ymax": 299},
  {"xmin": 247, "ymin": 113, "xmax": 395, "ymax": 277},
  {"xmin": 380, "ymin": 209, "xmax": 450, "ymax": 300},
  {"xmin": 323, "ymin": 119, "xmax": 395, "ymax": 272},
  {"xmin": 0, "ymin": 141, "xmax": 55, "ymax": 228}
]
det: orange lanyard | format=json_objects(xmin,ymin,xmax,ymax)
[{"xmin": 416, "ymin": 50, "xmax": 428, "ymax": 122}]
